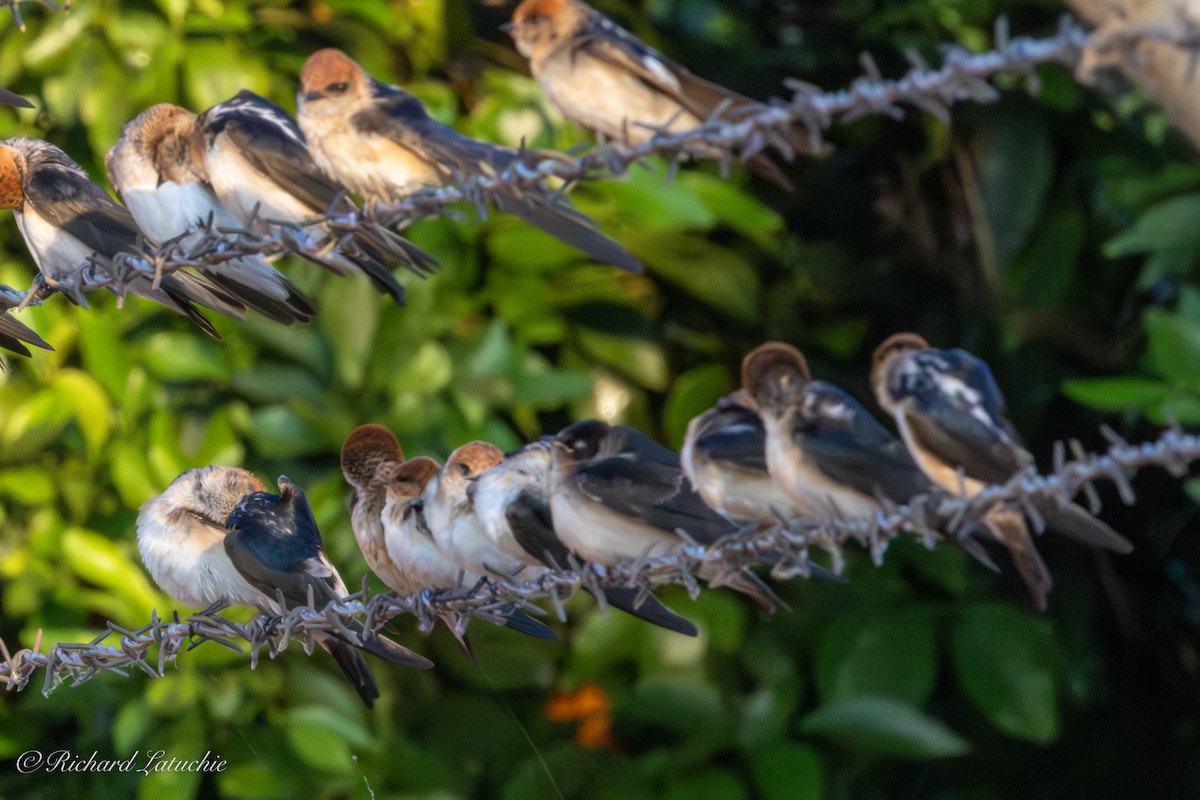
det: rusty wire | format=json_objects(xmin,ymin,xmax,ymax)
[{"xmin": 0, "ymin": 424, "xmax": 1195, "ymax": 695}]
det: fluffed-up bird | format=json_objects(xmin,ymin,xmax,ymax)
[
  {"xmin": 682, "ymin": 388, "xmax": 811, "ymax": 526},
  {"xmin": 550, "ymin": 419, "xmax": 783, "ymax": 612},
  {"xmin": 470, "ymin": 439, "xmax": 699, "ymax": 635},
  {"xmin": 742, "ymin": 341, "xmax": 1001, "ymax": 571},
  {"xmin": 0, "ymin": 284, "xmax": 51, "ymax": 357},
  {"xmin": 871, "ymin": 332, "xmax": 1133, "ymax": 607},
  {"xmin": 340, "ymin": 425, "xmax": 555, "ymax": 653},
  {"xmin": 295, "ymin": 48, "xmax": 640, "ymax": 272},
  {"xmin": 0, "ymin": 138, "xmax": 246, "ymax": 338},
  {"xmin": 506, "ymin": 0, "xmax": 807, "ymax": 189},
  {"xmin": 137, "ymin": 466, "xmax": 433, "ymax": 708},
  {"xmin": 106, "ymin": 104, "xmax": 316, "ymax": 325},
  {"xmin": 193, "ymin": 90, "xmax": 438, "ymax": 304}
]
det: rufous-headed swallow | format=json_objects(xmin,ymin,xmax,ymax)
[
  {"xmin": 106, "ymin": 104, "xmax": 316, "ymax": 325},
  {"xmin": 550, "ymin": 419, "xmax": 782, "ymax": 612},
  {"xmin": 506, "ymin": 0, "xmax": 806, "ymax": 189},
  {"xmin": 295, "ymin": 49, "xmax": 640, "ymax": 272},
  {"xmin": 0, "ymin": 138, "xmax": 246, "ymax": 338},
  {"xmin": 871, "ymin": 334, "xmax": 1132, "ymax": 546},
  {"xmin": 340, "ymin": 425, "xmax": 555, "ymax": 649},
  {"xmin": 743, "ymin": 341, "xmax": 1006, "ymax": 571},
  {"xmin": 0, "ymin": 284, "xmax": 51, "ymax": 358},
  {"xmin": 192, "ymin": 90, "xmax": 438, "ymax": 304},
  {"xmin": 137, "ymin": 465, "xmax": 433, "ymax": 708},
  {"xmin": 472, "ymin": 439, "xmax": 699, "ymax": 635}
]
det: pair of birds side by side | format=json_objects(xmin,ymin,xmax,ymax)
[{"xmin": 682, "ymin": 335, "xmax": 1134, "ymax": 611}]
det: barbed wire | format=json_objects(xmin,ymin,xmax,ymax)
[
  {"xmin": 7, "ymin": 15, "xmax": 1197, "ymax": 312},
  {"xmin": 1, "ymin": 0, "xmax": 67, "ymax": 32},
  {"xmin": 0, "ymin": 424, "xmax": 1195, "ymax": 695}
]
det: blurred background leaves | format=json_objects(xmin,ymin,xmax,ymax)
[{"xmin": 0, "ymin": 0, "xmax": 1197, "ymax": 797}]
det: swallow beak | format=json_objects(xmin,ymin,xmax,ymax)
[
  {"xmin": 302, "ymin": 90, "xmax": 324, "ymax": 103},
  {"xmin": 499, "ymin": 21, "xmax": 515, "ymax": 34}
]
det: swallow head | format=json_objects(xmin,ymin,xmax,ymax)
[
  {"xmin": 341, "ymin": 424, "xmax": 404, "ymax": 490},
  {"xmin": 870, "ymin": 332, "xmax": 929, "ymax": 409},
  {"xmin": 0, "ymin": 144, "xmax": 24, "ymax": 209},
  {"xmin": 150, "ymin": 465, "xmax": 267, "ymax": 533},
  {"xmin": 391, "ymin": 455, "xmax": 441, "ymax": 503},
  {"xmin": 108, "ymin": 104, "xmax": 203, "ymax": 195},
  {"xmin": 741, "ymin": 342, "xmax": 811, "ymax": 415},
  {"xmin": 443, "ymin": 441, "xmax": 504, "ymax": 485},
  {"xmin": 552, "ymin": 419, "xmax": 611, "ymax": 463},
  {"xmin": 298, "ymin": 49, "xmax": 366, "ymax": 115},
  {"xmin": 508, "ymin": 0, "xmax": 570, "ymax": 59}
]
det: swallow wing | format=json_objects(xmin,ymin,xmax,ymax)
[
  {"xmin": 693, "ymin": 404, "xmax": 769, "ymax": 473},
  {"xmin": 799, "ymin": 382, "xmax": 933, "ymax": 503},
  {"xmin": 900, "ymin": 349, "xmax": 1033, "ymax": 485},
  {"xmin": 203, "ymin": 91, "xmax": 345, "ymax": 215},
  {"xmin": 506, "ymin": 491, "xmax": 573, "ymax": 566},
  {"xmin": 24, "ymin": 161, "xmax": 141, "ymax": 257}
]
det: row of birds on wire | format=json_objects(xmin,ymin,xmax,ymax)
[
  {"xmin": 0, "ymin": 0, "xmax": 813, "ymax": 358},
  {"xmin": 135, "ymin": 336, "xmax": 1134, "ymax": 708}
]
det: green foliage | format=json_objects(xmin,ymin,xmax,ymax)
[{"xmin": 0, "ymin": 0, "xmax": 1196, "ymax": 797}]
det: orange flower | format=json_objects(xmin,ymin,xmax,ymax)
[{"xmin": 543, "ymin": 684, "xmax": 617, "ymax": 751}]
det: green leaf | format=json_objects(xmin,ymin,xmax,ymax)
[
  {"xmin": 662, "ymin": 364, "xmax": 732, "ymax": 449},
  {"xmin": 1104, "ymin": 193, "xmax": 1200, "ymax": 257},
  {"xmin": 750, "ymin": 743, "xmax": 824, "ymax": 800},
  {"xmin": 951, "ymin": 603, "xmax": 1061, "ymax": 744},
  {"xmin": 140, "ymin": 331, "xmax": 233, "ymax": 382},
  {"xmin": 1144, "ymin": 308, "xmax": 1200, "ymax": 387},
  {"xmin": 975, "ymin": 109, "xmax": 1053, "ymax": 264},
  {"xmin": 1062, "ymin": 376, "xmax": 1169, "ymax": 411},
  {"xmin": 53, "ymin": 369, "xmax": 113, "ymax": 456},
  {"xmin": 798, "ymin": 695, "xmax": 970, "ymax": 758},
  {"xmin": 663, "ymin": 769, "xmax": 748, "ymax": 800},
  {"xmin": 814, "ymin": 606, "xmax": 938, "ymax": 706}
]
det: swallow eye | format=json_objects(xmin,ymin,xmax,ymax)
[
  {"xmin": 455, "ymin": 462, "xmax": 471, "ymax": 477},
  {"xmin": 326, "ymin": 82, "xmax": 350, "ymax": 94}
]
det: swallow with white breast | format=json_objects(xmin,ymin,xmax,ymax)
[
  {"xmin": 340, "ymin": 425, "xmax": 555, "ymax": 650},
  {"xmin": 193, "ymin": 90, "xmax": 438, "ymax": 304},
  {"xmin": 550, "ymin": 419, "xmax": 783, "ymax": 612},
  {"xmin": 0, "ymin": 284, "xmax": 51, "ymax": 358},
  {"xmin": 506, "ymin": 0, "xmax": 808, "ymax": 189},
  {"xmin": 743, "ymin": 341, "xmax": 1002, "ymax": 571},
  {"xmin": 137, "ymin": 466, "xmax": 433, "ymax": 708},
  {"xmin": 295, "ymin": 48, "xmax": 640, "ymax": 272},
  {"xmin": 0, "ymin": 138, "xmax": 246, "ymax": 338},
  {"xmin": 106, "ymin": 104, "xmax": 316, "ymax": 325},
  {"xmin": 871, "ymin": 333, "xmax": 1132, "ymax": 605},
  {"xmin": 471, "ymin": 439, "xmax": 699, "ymax": 635}
]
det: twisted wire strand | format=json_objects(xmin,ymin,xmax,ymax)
[
  {"xmin": 0, "ymin": 425, "xmax": 1195, "ymax": 695},
  {"xmin": 8, "ymin": 16, "xmax": 1189, "ymax": 308}
]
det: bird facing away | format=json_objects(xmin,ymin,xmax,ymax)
[
  {"xmin": 106, "ymin": 104, "xmax": 316, "ymax": 325},
  {"xmin": 0, "ymin": 284, "xmax": 51, "ymax": 358},
  {"xmin": 137, "ymin": 465, "xmax": 433, "ymax": 708},
  {"xmin": 871, "ymin": 333, "xmax": 1133, "ymax": 607},
  {"xmin": 506, "ymin": 0, "xmax": 807, "ymax": 189},
  {"xmin": 0, "ymin": 138, "xmax": 246, "ymax": 338},
  {"xmin": 192, "ymin": 90, "xmax": 438, "ymax": 304},
  {"xmin": 550, "ymin": 419, "xmax": 783, "ymax": 612},
  {"xmin": 295, "ymin": 48, "xmax": 641, "ymax": 272}
]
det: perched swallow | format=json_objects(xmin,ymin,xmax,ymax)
[
  {"xmin": 743, "ymin": 341, "xmax": 1004, "ymax": 570},
  {"xmin": 506, "ymin": 0, "xmax": 806, "ymax": 189},
  {"xmin": 106, "ymin": 104, "xmax": 316, "ymax": 325},
  {"xmin": 193, "ymin": 90, "xmax": 438, "ymax": 304},
  {"xmin": 421, "ymin": 440, "xmax": 542, "ymax": 580},
  {"xmin": 550, "ymin": 419, "xmax": 782, "ymax": 612},
  {"xmin": 340, "ymin": 425, "xmax": 555, "ymax": 649},
  {"xmin": 0, "ymin": 284, "xmax": 51, "ymax": 357},
  {"xmin": 0, "ymin": 138, "xmax": 246, "ymax": 338},
  {"xmin": 473, "ymin": 440, "xmax": 701, "ymax": 635},
  {"xmin": 296, "ymin": 49, "xmax": 640, "ymax": 272},
  {"xmin": 0, "ymin": 88, "xmax": 33, "ymax": 109},
  {"xmin": 137, "ymin": 466, "xmax": 433, "ymax": 708},
  {"xmin": 681, "ymin": 389, "xmax": 810, "ymax": 525},
  {"xmin": 871, "ymin": 333, "xmax": 1132, "ymax": 589},
  {"xmin": 224, "ymin": 474, "xmax": 435, "ymax": 705}
]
